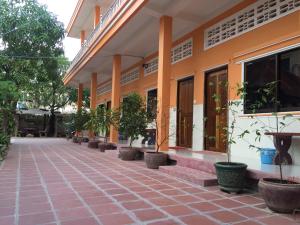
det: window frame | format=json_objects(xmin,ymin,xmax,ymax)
[{"xmin": 244, "ymin": 46, "xmax": 300, "ymax": 114}]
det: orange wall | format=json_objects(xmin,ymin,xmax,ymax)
[{"xmin": 96, "ymin": 1, "xmax": 300, "ymax": 107}]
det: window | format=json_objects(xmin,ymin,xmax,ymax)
[
  {"xmin": 121, "ymin": 68, "xmax": 139, "ymax": 85},
  {"xmin": 171, "ymin": 39, "xmax": 193, "ymax": 64},
  {"xmin": 147, "ymin": 89, "xmax": 157, "ymax": 118},
  {"xmin": 245, "ymin": 47, "xmax": 300, "ymax": 113},
  {"xmin": 204, "ymin": 0, "xmax": 300, "ymax": 49}
]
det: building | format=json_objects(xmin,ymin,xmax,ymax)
[{"xmin": 63, "ymin": 0, "xmax": 300, "ymax": 166}]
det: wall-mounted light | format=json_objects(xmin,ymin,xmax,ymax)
[{"xmin": 142, "ymin": 63, "xmax": 149, "ymax": 69}]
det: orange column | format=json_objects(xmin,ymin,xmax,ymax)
[
  {"xmin": 90, "ymin": 73, "xmax": 97, "ymax": 110},
  {"xmin": 157, "ymin": 16, "xmax": 172, "ymax": 151},
  {"xmin": 77, "ymin": 83, "xmax": 83, "ymax": 110},
  {"xmin": 110, "ymin": 55, "xmax": 121, "ymax": 143},
  {"xmin": 80, "ymin": 30, "xmax": 85, "ymax": 46},
  {"xmin": 94, "ymin": 5, "xmax": 101, "ymax": 28}
]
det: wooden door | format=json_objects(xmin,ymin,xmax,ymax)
[
  {"xmin": 205, "ymin": 69, "xmax": 228, "ymax": 153},
  {"xmin": 106, "ymin": 101, "xmax": 111, "ymax": 110},
  {"xmin": 177, "ymin": 77, "xmax": 194, "ymax": 148}
]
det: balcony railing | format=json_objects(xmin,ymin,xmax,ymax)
[{"xmin": 67, "ymin": 0, "xmax": 126, "ymax": 74}]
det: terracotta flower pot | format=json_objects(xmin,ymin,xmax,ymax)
[
  {"xmin": 119, "ymin": 147, "xmax": 139, "ymax": 161},
  {"xmin": 88, "ymin": 140, "xmax": 100, "ymax": 149},
  {"xmin": 144, "ymin": 152, "xmax": 168, "ymax": 169},
  {"xmin": 214, "ymin": 162, "xmax": 248, "ymax": 193},
  {"xmin": 72, "ymin": 137, "xmax": 78, "ymax": 143},
  {"xmin": 98, "ymin": 143, "xmax": 117, "ymax": 152},
  {"xmin": 259, "ymin": 178, "xmax": 300, "ymax": 213}
]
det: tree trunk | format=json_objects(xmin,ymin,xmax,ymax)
[{"xmin": 48, "ymin": 109, "xmax": 56, "ymax": 137}]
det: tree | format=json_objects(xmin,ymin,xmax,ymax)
[
  {"xmin": 24, "ymin": 56, "xmax": 73, "ymax": 136},
  {"xmin": 0, "ymin": 0, "xmax": 65, "ymax": 86},
  {"xmin": 68, "ymin": 88, "xmax": 90, "ymax": 109}
]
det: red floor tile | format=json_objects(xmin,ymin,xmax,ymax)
[
  {"xmin": 134, "ymin": 208, "xmax": 166, "ymax": 221},
  {"xmin": 0, "ymin": 216, "xmax": 14, "ymax": 225},
  {"xmin": 19, "ymin": 212, "xmax": 56, "ymax": 225},
  {"xmin": 122, "ymin": 200, "xmax": 152, "ymax": 210},
  {"xmin": 233, "ymin": 206, "xmax": 270, "ymax": 218},
  {"xmin": 147, "ymin": 219, "xmax": 181, "ymax": 225},
  {"xmin": 162, "ymin": 205, "xmax": 195, "ymax": 216},
  {"xmin": 61, "ymin": 217, "xmax": 99, "ymax": 225},
  {"xmin": 189, "ymin": 202, "xmax": 221, "ymax": 212},
  {"xmin": 91, "ymin": 203, "xmax": 123, "ymax": 215},
  {"xmin": 173, "ymin": 194, "xmax": 201, "ymax": 203},
  {"xmin": 56, "ymin": 207, "xmax": 93, "ymax": 221},
  {"xmin": 212, "ymin": 198, "xmax": 245, "ymax": 208},
  {"xmin": 180, "ymin": 215, "xmax": 218, "ymax": 225},
  {"xmin": 149, "ymin": 197, "xmax": 178, "ymax": 207},
  {"xmin": 258, "ymin": 215, "xmax": 298, "ymax": 225},
  {"xmin": 98, "ymin": 213, "xmax": 134, "ymax": 225},
  {"xmin": 209, "ymin": 210, "xmax": 247, "ymax": 223},
  {"xmin": 112, "ymin": 193, "xmax": 138, "ymax": 202},
  {"xmin": 2, "ymin": 138, "xmax": 298, "ymax": 225}
]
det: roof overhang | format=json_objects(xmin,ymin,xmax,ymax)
[
  {"xmin": 67, "ymin": 0, "xmax": 114, "ymax": 39},
  {"xmin": 65, "ymin": 0, "xmax": 243, "ymax": 88}
]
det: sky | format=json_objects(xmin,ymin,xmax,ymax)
[{"xmin": 37, "ymin": 0, "xmax": 80, "ymax": 61}]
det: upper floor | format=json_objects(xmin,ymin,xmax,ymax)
[{"xmin": 64, "ymin": 0, "xmax": 300, "ymax": 89}]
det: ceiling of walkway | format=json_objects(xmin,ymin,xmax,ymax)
[{"xmin": 69, "ymin": 0, "xmax": 242, "ymax": 88}]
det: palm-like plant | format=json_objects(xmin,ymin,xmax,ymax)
[
  {"xmin": 97, "ymin": 106, "xmax": 119, "ymax": 143},
  {"xmin": 84, "ymin": 109, "xmax": 98, "ymax": 140}
]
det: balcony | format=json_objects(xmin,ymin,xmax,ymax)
[{"xmin": 66, "ymin": 0, "xmax": 127, "ymax": 74}]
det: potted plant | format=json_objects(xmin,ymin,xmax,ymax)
[
  {"xmin": 245, "ymin": 81, "xmax": 300, "ymax": 213},
  {"xmin": 211, "ymin": 82, "xmax": 248, "ymax": 193},
  {"xmin": 97, "ymin": 106, "xmax": 119, "ymax": 152},
  {"xmin": 144, "ymin": 111, "xmax": 170, "ymax": 169},
  {"xmin": 84, "ymin": 109, "xmax": 100, "ymax": 148},
  {"xmin": 118, "ymin": 93, "xmax": 149, "ymax": 161},
  {"xmin": 64, "ymin": 113, "xmax": 75, "ymax": 140},
  {"xmin": 74, "ymin": 109, "xmax": 88, "ymax": 144}
]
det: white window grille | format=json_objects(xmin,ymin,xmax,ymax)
[
  {"xmin": 97, "ymin": 82, "xmax": 112, "ymax": 95},
  {"xmin": 121, "ymin": 68, "xmax": 139, "ymax": 85},
  {"xmin": 204, "ymin": 0, "xmax": 300, "ymax": 49},
  {"xmin": 144, "ymin": 57, "xmax": 158, "ymax": 75},
  {"xmin": 171, "ymin": 38, "xmax": 193, "ymax": 64}
]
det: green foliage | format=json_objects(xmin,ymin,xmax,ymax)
[
  {"xmin": 74, "ymin": 109, "xmax": 89, "ymax": 135},
  {"xmin": 63, "ymin": 113, "xmax": 75, "ymax": 138},
  {"xmin": 84, "ymin": 110, "xmax": 98, "ymax": 139},
  {"xmin": 0, "ymin": 81, "xmax": 17, "ymax": 160},
  {"xmin": 69, "ymin": 88, "xmax": 90, "ymax": 109},
  {"xmin": 96, "ymin": 106, "xmax": 119, "ymax": 143},
  {"xmin": 83, "ymin": 106, "xmax": 120, "ymax": 142},
  {"xmin": 0, "ymin": 0, "xmax": 65, "ymax": 86},
  {"xmin": 119, "ymin": 93, "xmax": 149, "ymax": 147},
  {"xmin": 0, "ymin": 81, "xmax": 18, "ymax": 136},
  {"xmin": 0, "ymin": 0, "xmax": 69, "ymax": 137}
]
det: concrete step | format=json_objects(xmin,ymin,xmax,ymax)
[
  {"xmin": 168, "ymin": 153, "xmax": 217, "ymax": 175},
  {"xmin": 159, "ymin": 165, "xmax": 218, "ymax": 187}
]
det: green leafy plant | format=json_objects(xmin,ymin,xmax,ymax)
[
  {"xmin": 63, "ymin": 113, "xmax": 75, "ymax": 138},
  {"xmin": 74, "ymin": 109, "xmax": 89, "ymax": 140},
  {"xmin": 205, "ymin": 81, "xmax": 247, "ymax": 163},
  {"xmin": 84, "ymin": 109, "xmax": 98, "ymax": 140},
  {"xmin": 119, "ymin": 93, "xmax": 149, "ymax": 147},
  {"xmin": 244, "ymin": 81, "xmax": 300, "ymax": 182},
  {"xmin": 97, "ymin": 106, "xmax": 119, "ymax": 143}
]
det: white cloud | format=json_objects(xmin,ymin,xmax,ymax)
[{"xmin": 37, "ymin": 0, "xmax": 80, "ymax": 61}]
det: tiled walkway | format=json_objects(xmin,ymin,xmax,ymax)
[{"xmin": 0, "ymin": 138, "xmax": 299, "ymax": 225}]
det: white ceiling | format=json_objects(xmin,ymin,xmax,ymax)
[
  {"xmin": 68, "ymin": 0, "xmax": 113, "ymax": 38},
  {"xmin": 68, "ymin": 0, "xmax": 243, "ymax": 88}
]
